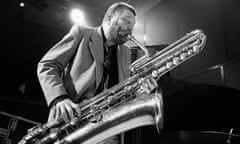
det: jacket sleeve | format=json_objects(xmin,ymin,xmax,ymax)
[{"xmin": 37, "ymin": 24, "xmax": 83, "ymax": 106}]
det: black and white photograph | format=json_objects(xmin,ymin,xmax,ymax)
[{"xmin": 1, "ymin": 0, "xmax": 240, "ymax": 144}]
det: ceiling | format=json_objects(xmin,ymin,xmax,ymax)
[{"xmin": 5, "ymin": 0, "xmax": 163, "ymax": 29}]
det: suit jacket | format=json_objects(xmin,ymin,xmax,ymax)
[{"xmin": 37, "ymin": 25, "xmax": 131, "ymax": 109}]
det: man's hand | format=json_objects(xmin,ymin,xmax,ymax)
[
  {"xmin": 53, "ymin": 98, "xmax": 81, "ymax": 122},
  {"xmin": 137, "ymin": 77, "xmax": 158, "ymax": 95}
]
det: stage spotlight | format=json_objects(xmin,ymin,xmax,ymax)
[
  {"xmin": 70, "ymin": 8, "xmax": 87, "ymax": 26},
  {"xmin": 19, "ymin": 2, "xmax": 25, "ymax": 7}
]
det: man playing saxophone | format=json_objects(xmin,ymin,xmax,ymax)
[{"xmin": 37, "ymin": 2, "xmax": 137, "ymax": 144}]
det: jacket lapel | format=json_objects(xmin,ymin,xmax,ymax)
[{"xmin": 89, "ymin": 27, "xmax": 104, "ymax": 90}]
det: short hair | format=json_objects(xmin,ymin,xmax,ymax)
[{"xmin": 102, "ymin": 2, "xmax": 136, "ymax": 24}]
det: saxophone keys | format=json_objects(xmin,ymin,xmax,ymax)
[
  {"xmin": 187, "ymin": 49, "xmax": 193, "ymax": 55},
  {"xmin": 180, "ymin": 52, "xmax": 188, "ymax": 60},
  {"xmin": 166, "ymin": 62, "xmax": 173, "ymax": 69},
  {"xmin": 173, "ymin": 57, "xmax": 180, "ymax": 65},
  {"xmin": 106, "ymin": 96, "xmax": 118, "ymax": 106},
  {"xmin": 136, "ymin": 77, "xmax": 158, "ymax": 95},
  {"xmin": 88, "ymin": 105, "xmax": 103, "ymax": 123},
  {"xmin": 89, "ymin": 114, "xmax": 103, "ymax": 123},
  {"xmin": 157, "ymin": 66, "xmax": 166, "ymax": 74},
  {"xmin": 137, "ymin": 78, "xmax": 145, "ymax": 84},
  {"xmin": 193, "ymin": 45, "xmax": 199, "ymax": 52},
  {"xmin": 152, "ymin": 70, "xmax": 158, "ymax": 78}
]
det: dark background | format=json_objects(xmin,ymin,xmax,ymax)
[{"xmin": 1, "ymin": 0, "xmax": 240, "ymax": 143}]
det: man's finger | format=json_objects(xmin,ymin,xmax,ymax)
[
  {"xmin": 73, "ymin": 104, "xmax": 81, "ymax": 118},
  {"xmin": 55, "ymin": 107, "xmax": 62, "ymax": 121},
  {"xmin": 52, "ymin": 106, "xmax": 57, "ymax": 119},
  {"xmin": 59, "ymin": 105, "xmax": 69, "ymax": 122},
  {"xmin": 65, "ymin": 104, "xmax": 75, "ymax": 120}
]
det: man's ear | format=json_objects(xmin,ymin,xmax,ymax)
[{"xmin": 107, "ymin": 15, "xmax": 112, "ymax": 24}]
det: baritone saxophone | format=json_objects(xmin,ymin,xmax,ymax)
[{"xmin": 18, "ymin": 29, "xmax": 207, "ymax": 144}]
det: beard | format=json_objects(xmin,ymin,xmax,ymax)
[{"xmin": 116, "ymin": 33, "xmax": 128, "ymax": 45}]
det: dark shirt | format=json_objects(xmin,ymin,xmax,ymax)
[{"xmin": 94, "ymin": 27, "xmax": 119, "ymax": 95}]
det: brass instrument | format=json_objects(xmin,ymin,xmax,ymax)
[{"xmin": 18, "ymin": 29, "xmax": 207, "ymax": 144}]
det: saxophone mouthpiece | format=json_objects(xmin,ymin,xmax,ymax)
[
  {"xmin": 126, "ymin": 34, "xmax": 133, "ymax": 41},
  {"xmin": 119, "ymin": 31, "xmax": 131, "ymax": 37}
]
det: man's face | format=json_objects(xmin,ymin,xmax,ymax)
[{"xmin": 108, "ymin": 9, "xmax": 136, "ymax": 45}]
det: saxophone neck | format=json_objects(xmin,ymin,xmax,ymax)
[
  {"xmin": 127, "ymin": 34, "xmax": 150, "ymax": 57},
  {"xmin": 127, "ymin": 34, "xmax": 150, "ymax": 73}
]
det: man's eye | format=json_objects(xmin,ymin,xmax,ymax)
[
  {"xmin": 122, "ymin": 18, "xmax": 130, "ymax": 23},
  {"xmin": 123, "ymin": 20, "xmax": 131, "ymax": 25}
]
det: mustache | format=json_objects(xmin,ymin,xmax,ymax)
[{"xmin": 118, "ymin": 30, "xmax": 132, "ymax": 37}]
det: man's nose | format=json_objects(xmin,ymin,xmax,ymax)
[
  {"xmin": 127, "ymin": 25, "xmax": 134, "ymax": 33},
  {"xmin": 126, "ymin": 28, "xmax": 133, "ymax": 35}
]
